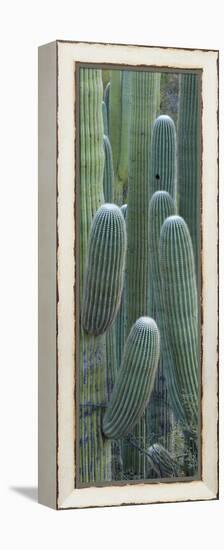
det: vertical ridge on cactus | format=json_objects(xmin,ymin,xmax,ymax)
[
  {"xmin": 82, "ymin": 203, "xmax": 127, "ymax": 335},
  {"xmin": 79, "ymin": 68, "xmax": 111, "ymax": 483},
  {"xmin": 103, "ymin": 134, "xmax": 114, "ymax": 202},
  {"xmin": 103, "ymin": 317, "xmax": 160, "ymax": 439},
  {"xmin": 178, "ymin": 73, "xmax": 200, "ymax": 275},
  {"xmin": 159, "ymin": 215, "xmax": 199, "ymax": 430}
]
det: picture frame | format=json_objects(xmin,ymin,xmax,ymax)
[{"xmin": 38, "ymin": 40, "xmax": 219, "ymax": 509}]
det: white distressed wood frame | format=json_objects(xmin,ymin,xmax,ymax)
[{"xmin": 38, "ymin": 40, "xmax": 219, "ymax": 510}]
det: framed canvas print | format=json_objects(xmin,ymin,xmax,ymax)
[{"xmin": 38, "ymin": 40, "xmax": 219, "ymax": 509}]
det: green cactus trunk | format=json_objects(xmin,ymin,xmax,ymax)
[
  {"xmin": 103, "ymin": 317, "xmax": 160, "ymax": 439},
  {"xmin": 82, "ymin": 203, "xmax": 127, "ymax": 336},
  {"xmin": 159, "ymin": 216, "xmax": 199, "ymax": 437},
  {"xmin": 79, "ymin": 68, "xmax": 111, "ymax": 483},
  {"xmin": 124, "ymin": 70, "xmax": 160, "ymax": 477},
  {"xmin": 177, "ymin": 73, "xmax": 201, "ymax": 277}
]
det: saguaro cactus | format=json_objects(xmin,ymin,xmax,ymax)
[
  {"xmin": 103, "ymin": 317, "xmax": 160, "ymax": 439},
  {"xmin": 79, "ymin": 68, "xmax": 111, "ymax": 483},
  {"xmin": 178, "ymin": 73, "xmax": 201, "ymax": 275},
  {"xmin": 82, "ymin": 203, "xmax": 127, "ymax": 336},
  {"xmin": 159, "ymin": 215, "xmax": 199, "ymax": 431}
]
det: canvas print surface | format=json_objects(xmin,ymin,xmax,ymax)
[{"xmin": 77, "ymin": 65, "xmax": 201, "ymax": 486}]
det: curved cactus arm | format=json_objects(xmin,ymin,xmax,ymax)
[
  {"xmin": 159, "ymin": 215, "xmax": 199, "ymax": 430},
  {"xmin": 150, "ymin": 114, "xmax": 177, "ymax": 202},
  {"xmin": 103, "ymin": 134, "xmax": 114, "ymax": 202},
  {"xmin": 103, "ymin": 317, "xmax": 160, "ymax": 439},
  {"xmin": 82, "ymin": 203, "xmax": 127, "ymax": 335},
  {"xmin": 146, "ymin": 443, "xmax": 180, "ymax": 478}
]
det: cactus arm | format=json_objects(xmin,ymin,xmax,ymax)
[
  {"xmin": 103, "ymin": 317, "xmax": 160, "ymax": 439},
  {"xmin": 159, "ymin": 215, "xmax": 199, "ymax": 430},
  {"xmin": 82, "ymin": 204, "xmax": 127, "ymax": 336}
]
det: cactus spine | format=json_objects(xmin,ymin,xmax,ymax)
[
  {"xmin": 103, "ymin": 134, "xmax": 114, "ymax": 202},
  {"xmin": 82, "ymin": 204, "xmax": 127, "ymax": 336},
  {"xmin": 178, "ymin": 73, "xmax": 201, "ymax": 275},
  {"xmin": 159, "ymin": 215, "xmax": 199, "ymax": 431},
  {"xmin": 103, "ymin": 317, "xmax": 160, "ymax": 439},
  {"xmin": 79, "ymin": 68, "xmax": 111, "ymax": 483}
]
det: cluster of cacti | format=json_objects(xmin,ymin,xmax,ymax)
[{"xmin": 79, "ymin": 65, "xmax": 200, "ymax": 484}]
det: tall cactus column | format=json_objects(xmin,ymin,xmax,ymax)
[
  {"xmin": 177, "ymin": 73, "xmax": 201, "ymax": 278},
  {"xmin": 124, "ymin": 71, "xmax": 160, "ymax": 477},
  {"xmin": 79, "ymin": 68, "xmax": 111, "ymax": 483},
  {"xmin": 147, "ymin": 116, "xmax": 178, "ymax": 453}
]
